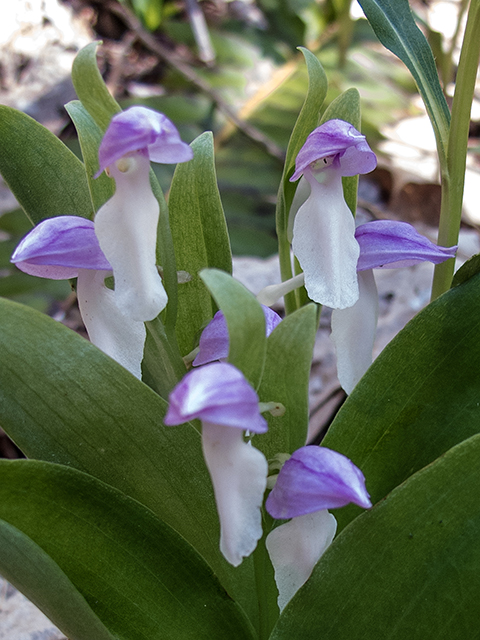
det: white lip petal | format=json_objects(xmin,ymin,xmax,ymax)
[
  {"xmin": 330, "ymin": 269, "xmax": 379, "ymax": 394},
  {"xmin": 77, "ymin": 269, "xmax": 146, "ymax": 379},
  {"xmin": 94, "ymin": 154, "xmax": 168, "ymax": 322},
  {"xmin": 201, "ymin": 422, "xmax": 268, "ymax": 567},
  {"xmin": 292, "ymin": 170, "xmax": 360, "ymax": 310},
  {"xmin": 266, "ymin": 509, "xmax": 337, "ymax": 612}
]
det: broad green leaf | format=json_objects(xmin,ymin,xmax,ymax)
[
  {"xmin": 0, "ymin": 298, "xmax": 257, "ymax": 625},
  {"xmin": 71, "ymin": 42, "xmax": 121, "ymax": 130},
  {"xmin": 0, "ymin": 461, "xmax": 255, "ymax": 640},
  {"xmin": 272, "ymin": 433, "xmax": 480, "ymax": 639},
  {"xmin": 168, "ymin": 132, "xmax": 232, "ymax": 355},
  {"xmin": 0, "ymin": 518, "xmax": 115, "ymax": 640},
  {"xmin": 200, "ymin": 268, "xmax": 266, "ymax": 389},
  {"xmin": 357, "ymin": 0, "xmax": 450, "ymax": 162},
  {"xmin": 0, "ymin": 106, "xmax": 93, "ymax": 224},
  {"xmin": 322, "ymin": 271, "xmax": 480, "ymax": 533},
  {"xmin": 257, "ymin": 304, "xmax": 317, "ymax": 458},
  {"xmin": 319, "ymin": 88, "xmax": 361, "ymax": 215},
  {"xmin": 65, "ymin": 100, "xmax": 115, "ymax": 212}
]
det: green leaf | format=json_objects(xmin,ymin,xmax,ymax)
[
  {"xmin": 257, "ymin": 304, "xmax": 317, "ymax": 458},
  {"xmin": 0, "ymin": 460, "xmax": 255, "ymax": 640},
  {"xmin": 142, "ymin": 315, "xmax": 187, "ymax": 400},
  {"xmin": 0, "ymin": 298, "xmax": 256, "ymax": 624},
  {"xmin": 71, "ymin": 42, "xmax": 121, "ymax": 131},
  {"xmin": 0, "ymin": 106, "xmax": 93, "ymax": 224},
  {"xmin": 65, "ymin": 100, "xmax": 115, "ymax": 212},
  {"xmin": 451, "ymin": 253, "xmax": 480, "ymax": 288},
  {"xmin": 200, "ymin": 268, "xmax": 267, "ymax": 389},
  {"xmin": 272, "ymin": 433, "xmax": 480, "ymax": 639},
  {"xmin": 357, "ymin": 0, "xmax": 450, "ymax": 162},
  {"xmin": 0, "ymin": 518, "xmax": 116, "ymax": 640},
  {"xmin": 322, "ymin": 271, "xmax": 480, "ymax": 533},
  {"xmin": 319, "ymin": 88, "xmax": 361, "ymax": 215},
  {"xmin": 168, "ymin": 132, "xmax": 232, "ymax": 355}
]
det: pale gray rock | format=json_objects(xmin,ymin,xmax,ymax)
[{"xmin": 0, "ymin": 578, "xmax": 66, "ymax": 640}]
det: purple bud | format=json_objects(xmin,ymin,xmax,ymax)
[
  {"xmin": 356, "ymin": 220, "xmax": 457, "ymax": 271},
  {"xmin": 11, "ymin": 216, "xmax": 111, "ymax": 279},
  {"xmin": 290, "ymin": 119, "xmax": 377, "ymax": 182},
  {"xmin": 96, "ymin": 106, "xmax": 193, "ymax": 175},
  {"xmin": 164, "ymin": 362, "xmax": 268, "ymax": 433},
  {"xmin": 266, "ymin": 445, "xmax": 372, "ymax": 519},
  {"xmin": 193, "ymin": 306, "xmax": 282, "ymax": 367}
]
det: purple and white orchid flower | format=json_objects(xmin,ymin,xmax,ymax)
[
  {"xmin": 258, "ymin": 220, "xmax": 457, "ymax": 394},
  {"xmin": 265, "ymin": 445, "xmax": 371, "ymax": 611},
  {"xmin": 95, "ymin": 106, "xmax": 193, "ymax": 322},
  {"xmin": 331, "ymin": 220, "xmax": 457, "ymax": 393},
  {"xmin": 164, "ymin": 362, "xmax": 268, "ymax": 567},
  {"xmin": 11, "ymin": 216, "xmax": 146, "ymax": 378},
  {"xmin": 11, "ymin": 108, "xmax": 192, "ymax": 377},
  {"xmin": 289, "ymin": 119, "xmax": 377, "ymax": 309},
  {"xmin": 192, "ymin": 306, "xmax": 282, "ymax": 366}
]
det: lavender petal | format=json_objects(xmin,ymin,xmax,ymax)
[
  {"xmin": 11, "ymin": 216, "xmax": 111, "ymax": 279},
  {"xmin": 97, "ymin": 106, "xmax": 193, "ymax": 175},
  {"xmin": 266, "ymin": 445, "xmax": 372, "ymax": 519},
  {"xmin": 193, "ymin": 306, "xmax": 282, "ymax": 367},
  {"xmin": 164, "ymin": 362, "xmax": 268, "ymax": 433},
  {"xmin": 291, "ymin": 119, "xmax": 377, "ymax": 181},
  {"xmin": 356, "ymin": 220, "xmax": 457, "ymax": 271}
]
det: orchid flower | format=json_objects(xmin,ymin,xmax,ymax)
[
  {"xmin": 331, "ymin": 220, "xmax": 457, "ymax": 393},
  {"xmin": 94, "ymin": 106, "xmax": 193, "ymax": 322},
  {"xmin": 11, "ymin": 216, "xmax": 146, "ymax": 378},
  {"xmin": 258, "ymin": 220, "xmax": 457, "ymax": 394},
  {"xmin": 164, "ymin": 362, "xmax": 268, "ymax": 566},
  {"xmin": 192, "ymin": 306, "xmax": 282, "ymax": 366},
  {"xmin": 289, "ymin": 119, "xmax": 377, "ymax": 309},
  {"xmin": 265, "ymin": 445, "xmax": 371, "ymax": 611}
]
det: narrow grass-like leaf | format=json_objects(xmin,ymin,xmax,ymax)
[
  {"xmin": 168, "ymin": 132, "xmax": 232, "ymax": 355},
  {"xmin": 65, "ymin": 100, "xmax": 115, "ymax": 211},
  {"xmin": 0, "ymin": 461, "xmax": 256, "ymax": 640},
  {"xmin": 71, "ymin": 42, "xmax": 121, "ymax": 130},
  {"xmin": 357, "ymin": 0, "xmax": 450, "ymax": 162},
  {"xmin": 272, "ymin": 433, "xmax": 480, "ymax": 639},
  {"xmin": 322, "ymin": 271, "xmax": 480, "ymax": 533},
  {"xmin": 256, "ymin": 304, "xmax": 317, "ymax": 458},
  {"xmin": 0, "ymin": 106, "xmax": 93, "ymax": 224}
]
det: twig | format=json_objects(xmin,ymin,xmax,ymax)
[
  {"xmin": 107, "ymin": 1, "xmax": 285, "ymax": 161},
  {"xmin": 184, "ymin": 0, "xmax": 216, "ymax": 64}
]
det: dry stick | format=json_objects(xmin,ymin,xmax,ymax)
[{"xmin": 107, "ymin": 1, "xmax": 285, "ymax": 161}]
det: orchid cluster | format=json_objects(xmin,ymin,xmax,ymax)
[
  {"xmin": 9, "ymin": 101, "xmax": 457, "ymax": 614},
  {"xmin": 1, "ymin": 24, "xmax": 478, "ymax": 639}
]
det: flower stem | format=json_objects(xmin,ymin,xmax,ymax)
[
  {"xmin": 253, "ymin": 513, "xmax": 279, "ymax": 640},
  {"xmin": 431, "ymin": 0, "xmax": 480, "ymax": 300}
]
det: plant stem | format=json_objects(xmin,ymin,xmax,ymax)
[
  {"xmin": 431, "ymin": 0, "xmax": 480, "ymax": 300},
  {"xmin": 253, "ymin": 513, "xmax": 279, "ymax": 640}
]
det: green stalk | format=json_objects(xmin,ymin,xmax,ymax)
[
  {"xmin": 276, "ymin": 188, "xmax": 299, "ymax": 315},
  {"xmin": 431, "ymin": 0, "xmax": 480, "ymax": 300},
  {"xmin": 253, "ymin": 513, "xmax": 279, "ymax": 640}
]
